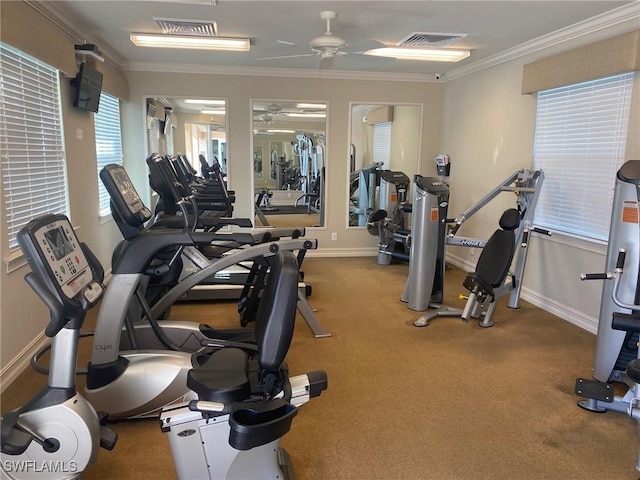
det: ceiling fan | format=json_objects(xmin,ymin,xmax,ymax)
[{"xmin": 257, "ymin": 11, "xmax": 391, "ymax": 68}]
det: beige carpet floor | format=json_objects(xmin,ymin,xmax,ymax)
[{"xmin": 2, "ymin": 257, "xmax": 637, "ymax": 479}]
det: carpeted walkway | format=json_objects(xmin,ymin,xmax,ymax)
[{"xmin": 2, "ymin": 257, "xmax": 637, "ymax": 479}]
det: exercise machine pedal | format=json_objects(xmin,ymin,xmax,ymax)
[{"xmin": 575, "ymin": 378, "xmax": 613, "ymax": 412}]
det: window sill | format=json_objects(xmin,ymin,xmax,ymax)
[
  {"xmin": 4, "ymin": 248, "xmax": 27, "ymax": 274},
  {"xmin": 534, "ymin": 229, "xmax": 607, "ymax": 256}
]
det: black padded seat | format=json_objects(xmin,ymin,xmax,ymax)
[
  {"xmin": 187, "ymin": 251, "xmax": 300, "ymax": 403},
  {"xmin": 463, "ymin": 208, "xmax": 521, "ymax": 297},
  {"xmin": 187, "ymin": 348, "xmax": 250, "ymax": 403},
  {"xmin": 627, "ymin": 359, "xmax": 640, "ymax": 384}
]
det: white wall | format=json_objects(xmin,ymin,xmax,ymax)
[{"xmin": 441, "ymin": 46, "xmax": 640, "ymax": 333}]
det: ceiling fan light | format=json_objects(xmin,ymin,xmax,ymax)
[
  {"xmin": 185, "ymin": 99, "xmax": 226, "ymax": 105},
  {"xmin": 130, "ymin": 33, "xmax": 250, "ymax": 51},
  {"xmin": 286, "ymin": 112, "xmax": 326, "ymax": 118},
  {"xmin": 296, "ymin": 103, "xmax": 327, "ymax": 109},
  {"xmin": 365, "ymin": 47, "xmax": 470, "ymax": 62}
]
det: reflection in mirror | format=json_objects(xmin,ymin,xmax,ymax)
[
  {"xmin": 252, "ymin": 101, "xmax": 327, "ymax": 228},
  {"xmin": 348, "ymin": 103, "xmax": 422, "ymax": 227},
  {"xmin": 146, "ymin": 97, "xmax": 227, "ymax": 178}
]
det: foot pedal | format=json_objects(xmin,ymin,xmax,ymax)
[
  {"xmin": 96, "ymin": 411, "xmax": 109, "ymax": 426},
  {"xmin": 99, "ymin": 425, "xmax": 118, "ymax": 451},
  {"xmin": 575, "ymin": 378, "xmax": 614, "ymax": 402}
]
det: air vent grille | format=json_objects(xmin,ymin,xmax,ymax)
[
  {"xmin": 154, "ymin": 17, "xmax": 217, "ymax": 36},
  {"xmin": 398, "ymin": 32, "xmax": 466, "ymax": 48}
]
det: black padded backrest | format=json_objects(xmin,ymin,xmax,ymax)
[
  {"xmin": 474, "ymin": 209, "xmax": 521, "ymax": 287},
  {"xmin": 199, "ymin": 154, "xmax": 210, "ymax": 175},
  {"xmin": 254, "ymin": 251, "xmax": 299, "ymax": 371},
  {"xmin": 499, "ymin": 208, "xmax": 521, "ymax": 231}
]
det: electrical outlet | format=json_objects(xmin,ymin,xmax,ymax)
[{"xmin": 331, "ymin": 232, "xmax": 337, "ymax": 241}]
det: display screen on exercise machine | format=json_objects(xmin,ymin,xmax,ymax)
[{"xmin": 44, "ymin": 226, "xmax": 75, "ymax": 261}]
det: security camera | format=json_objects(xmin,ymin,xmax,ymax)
[{"xmin": 435, "ymin": 73, "xmax": 442, "ymax": 80}]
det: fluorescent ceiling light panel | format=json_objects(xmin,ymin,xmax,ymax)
[
  {"xmin": 267, "ymin": 129, "xmax": 296, "ymax": 133},
  {"xmin": 365, "ymin": 47, "xmax": 469, "ymax": 62},
  {"xmin": 130, "ymin": 33, "xmax": 250, "ymax": 51},
  {"xmin": 184, "ymin": 99, "xmax": 226, "ymax": 105},
  {"xmin": 202, "ymin": 109, "xmax": 226, "ymax": 114},
  {"xmin": 295, "ymin": 103, "xmax": 326, "ymax": 109},
  {"xmin": 286, "ymin": 113, "xmax": 326, "ymax": 118}
]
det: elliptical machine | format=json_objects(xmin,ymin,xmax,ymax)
[
  {"xmin": 1, "ymin": 214, "xmax": 117, "ymax": 479},
  {"xmin": 576, "ymin": 160, "xmax": 640, "ymax": 473}
]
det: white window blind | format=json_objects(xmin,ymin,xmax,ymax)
[
  {"xmin": 372, "ymin": 122, "xmax": 392, "ymax": 170},
  {"xmin": 0, "ymin": 43, "xmax": 68, "ymax": 248},
  {"xmin": 94, "ymin": 92, "xmax": 123, "ymax": 217},
  {"xmin": 532, "ymin": 72, "xmax": 634, "ymax": 242},
  {"xmin": 165, "ymin": 125, "xmax": 174, "ymax": 155},
  {"xmin": 148, "ymin": 117, "xmax": 160, "ymax": 155}
]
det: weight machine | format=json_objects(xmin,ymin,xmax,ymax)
[
  {"xmin": 575, "ymin": 160, "xmax": 640, "ymax": 473},
  {"xmin": 404, "ymin": 169, "xmax": 547, "ymax": 328},
  {"xmin": 294, "ymin": 134, "xmax": 325, "ymax": 221}
]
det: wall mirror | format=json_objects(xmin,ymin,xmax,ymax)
[
  {"xmin": 252, "ymin": 100, "xmax": 327, "ymax": 228},
  {"xmin": 145, "ymin": 96, "xmax": 228, "ymax": 177},
  {"xmin": 348, "ymin": 103, "xmax": 422, "ymax": 227}
]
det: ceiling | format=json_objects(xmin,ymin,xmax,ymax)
[{"xmin": 48, "ymin": 1, "xmax": 638, "ymax": 79}]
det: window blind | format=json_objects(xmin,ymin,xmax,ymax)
[
  {"xmin": 372, "ymin": 121, "xmax": 392, "ymax": 169},
  {"xmin": 94, "ymin": 92, "xmax": 123, "ymax": 217},
  {"xmin": 148, "ymin": 117, "xmax": 160, "ymax": 155},
  {"xmin": 0, "ymin": 43, "xmax": 68, "ymax": 248},
  {"xmin": 532, "ymin": 72, "xmax": 634, "ymax": 242},
  {"xmin": 165, "ymin": 125, "xmax": 174, "ymax": 155}
]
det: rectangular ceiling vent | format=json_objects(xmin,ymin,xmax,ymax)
[
  {"xmin": 398, "ymin": 32, "xmax": 467, "ymax": 48},
  {"xmin": 153, "ymin": 17, "xmax": 218, "ymax": 36}
]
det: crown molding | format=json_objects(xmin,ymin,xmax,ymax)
[
  {"xmin": 26, "ymin": 0, "xmax": 128, "ymax": 70},
  {"xmin": 446, "ymin": 1, "xmax": 640, "ymax": 81},
  {"xmin": 31, "ymin": 0, "xmax": 639, "ymax": 82},
  {"xmin": 127, "ymin": 62, "xmax": 440, "ymax": 83}
]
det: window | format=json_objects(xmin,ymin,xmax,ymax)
[
  {"xmin": 0, "ymin": 43, "xmax": 68, "ymax": 249},
  {"xmin": 94, "ymin": 92, "xmax": 123, "ymax": 217},
  {"xmin": 165, "ymin": 124, "xmax": 174, "ymax": 155},
  {"xmin": 532, "ymin": 72, "xmax": 634, "ymax": 242},
  {"xmin": 372, "ymin": 121, "xmax": 392, "ymax": 169},
  {"xmin": 148, "ymin": 117, "xmax": 160, "ymax": 155}
]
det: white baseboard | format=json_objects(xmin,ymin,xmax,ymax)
[
  {"xmin": 446, "ymin": 253, "xmax": 598, "ymax": 334},
  {"xmin": 308, "ymin": 247, "xmax": 378, "ymax": 257},
  {"xmin": 519, "ymin": 287, "xmax": 598, "ymax": 334},
  {"xmin": 1, "ymin": 332, "xmax": 48, "ymax": 394}
]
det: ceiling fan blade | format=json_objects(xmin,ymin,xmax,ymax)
[
  {"xmin": 275, "ymin": 40, "xmax": 297, "ymax": 47},
  {"xmin": 257, "ymin": 53, "xmax": 317, "ymax": 60},
  {"xmin": 342, "ymin": 39, "xmax": 386, "ymax": 54}
]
